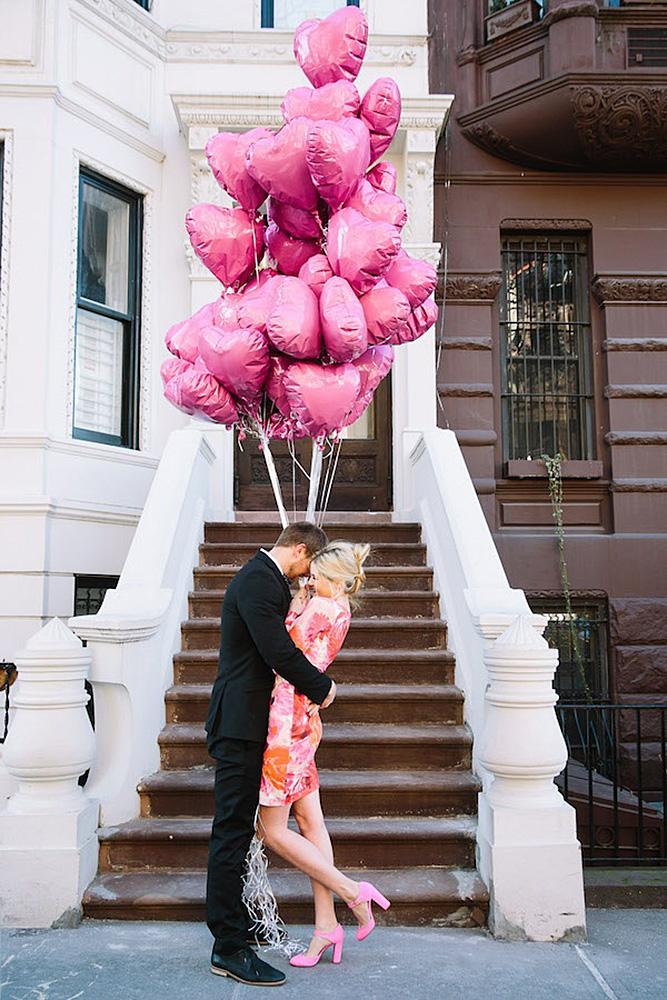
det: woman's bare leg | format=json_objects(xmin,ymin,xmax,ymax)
[{"xmin": 292, "ymin": 791, "xmax": 338, "ymax": 956}]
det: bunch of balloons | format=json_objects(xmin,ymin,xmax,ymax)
[{"xmin": 161, "ymin": 5, "xmax": 437, "ymax": 519}]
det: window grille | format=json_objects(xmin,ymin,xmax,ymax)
[
  {"xmin": 628, "ymin": 28, "xmax": 667, "ymax": 68},
  {"xmin": 74, "ymin": 575, "xmax": 120, "ymax": 617},
  {"xmin": 74, "ymin": 170, "xmax": 142, "ymax": 448},
  {"xmin": 262, "ymin": 0, "xmax": 359, "ymax": 29},
  {"xmin": 500, "ymin": 235, "xmax": 594, "ymax": 462},
  {"xmin": 529, "ymin": 596, "xmax": 609, "ymax": 702}
]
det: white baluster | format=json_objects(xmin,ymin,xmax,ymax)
[
  {"xmin": 0, "ymin": 619, "xmax": 99, "ymax": 927},
  {"xmin": 476, "ymin": 614, "xmax": 587, "ymax": 941}
]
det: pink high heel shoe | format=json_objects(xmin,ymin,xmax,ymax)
[
  {"xmin": 347, "ymin": 881, "xmax": 391, "ymax": 941},
  {"xmin": 289, "ymin": 924, "xmax": 344, "ymax": 967}
]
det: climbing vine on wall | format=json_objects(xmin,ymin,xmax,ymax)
[{"xmin": 542, "ymin": 453, "xmax": 592, "ymax": 702}]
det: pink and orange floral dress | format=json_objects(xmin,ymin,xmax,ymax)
[{"xmin": 259, "ymin": 594, "xmax": 351, "ymax": 808}]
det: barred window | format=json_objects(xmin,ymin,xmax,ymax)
[
  {"xmin": 74, "ymin": 575, "xmax": 120, "ymax": 617},
  {"xmin": 500, "ymin": 235, "xmax": 594, "ymax": 463},
  {"xmin": 530, "ymin": 596, "xmax": 609, "ymax": 702},
  {"xmin": 262, "ymin": 0, "xmax": 359, "ymax": 29}
]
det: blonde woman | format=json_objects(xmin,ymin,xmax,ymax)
[{"xmin": 257, "ymin": 541, "xmax": 391, "ymax": 967}]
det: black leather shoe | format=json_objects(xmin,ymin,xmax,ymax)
[{"xmin": 210, "ymin": 945, "xmax": 286, "ymax": 987}]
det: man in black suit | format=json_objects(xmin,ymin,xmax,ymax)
[{"xmin": 205, "ymin": 521, "xmax": 336, "ymax": 987}]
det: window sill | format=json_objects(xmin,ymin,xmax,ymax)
[{"xmin": 506, "ymin": 459, "xmax": 603, "ymax": 479}]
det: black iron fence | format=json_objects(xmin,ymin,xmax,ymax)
[
  {"xmin": 1, "ymin": 661, "xmax": 17, "ymax": 744},
  {"xmin": 556, "ymin": 703, "xmax": 666, "ymax": 866}
]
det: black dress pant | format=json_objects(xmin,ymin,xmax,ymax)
[{"xmin": 206, "ymin": 736, "xmax": 265, "ymax": 954}]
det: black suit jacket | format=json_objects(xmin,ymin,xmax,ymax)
[{"xmin": 204, "ymin": 550, "xmax": 334, "ymax": 744}]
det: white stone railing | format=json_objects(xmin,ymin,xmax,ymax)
[
  {"xmin": 67, "ymin": 426, "xmax": 216, "ymax": 826},
  {"xmin": 403, "ymin": 428, "xmax": 586, "ymax": 941}
]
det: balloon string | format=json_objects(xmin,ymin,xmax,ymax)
[
  {"xmin": 317, "ymin": 433, "xmax": 344, "ymax": 528},
  {"xmin": 306, "ymin": 441, "xmax": 323, "ymax": 524},
  {"xmin": 258, "ymin": 426, "xmax": 288, "ymax": 528},
  {"xmin": 250, "ymin": 211, "xmax": 261, "ymax": 285}
]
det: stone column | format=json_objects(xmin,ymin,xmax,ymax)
[
  {"xmin": 0, "ymin": 618, "xmax": 99, "ymax": 927},
  {"xmin": 476, "ymin": 615, "xmax": 586, "ymax": 941}
]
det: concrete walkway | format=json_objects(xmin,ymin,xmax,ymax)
[{"xmin": 2, "ymin": 911, "xmax": 666, "ymax": 1000}]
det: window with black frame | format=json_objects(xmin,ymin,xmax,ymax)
[
  {"xmin": 74, "ymin": 170, "xmax": 142, "ymax": 448},
  {"xmin": 133, "ymin": 0, "xmax": 151, "ymax": 10},
  {"xmin": 530, "ymin": 596, "xmax": 609, "ymax": 702},
  {"xmin": 262, "ymin": 0, "xmax": 359, "ymax": 29},
  {"xmin": 500, "ymin": 234, "xmax": 594, "ymax": 463}
]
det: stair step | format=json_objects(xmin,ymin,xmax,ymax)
[
  {"xmin": 181, "ymin": 617, "xmax": 447, "ymax": 652},
  {"xmin": 165, "ymin": 683, "xmax": 464, "ymax": 725},
  {"xmin": 82, "ymin": 867, "xmax": 489, "ymax": 927},
  {"xmin": 189, "ymin": 589, "xmax": 440, "ymax": 620},
  {"xmin": 139, "ymin": 768, "xmax": 481, "ymax": 819},
  {"xmin": 204, "ymin": 522, "xmax": 422, "ymax": 544},
  {"xmin": 158, "ymin": 723, "xmax": 472, "ymax": 771},
  {"xmin": 194, "ymin": 565, "xmax": 435, "ymax": 593},
  {"xmin": 98, "ymin": 815, "xmax": 477, "ymax": 871},
  {"xmin": 199, "ymin": 542, "xmax": 428, "ymax": 567},
  {"xmin": 173, "ymin": 648, "xmax": 456, "ymax": 685}
]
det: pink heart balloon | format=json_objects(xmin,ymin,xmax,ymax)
[
  {"xmin": 266, "ymin": 221, "xmax": 320, "ymax": 277},
  {"xmin": 285, "ymin": 361, "xmax": 361, "ymax": 438},
  {"xmin": 298, "ymin": 254, "xmax": 334, "ymax": 298},
  {"xmin": 345, "ymin": 178, "xmax": 407, "ymax": 229},
  {"xmin": 281, "ymin": 81, "xmax": 360, "ymax": 123},
  {"xmin": 265, "ymin": 353, "xmax": 294, "ymax": 417},
  {"xmin": 212, "ymin": 290, "xmax": 243, "ymax": 331},
  {"xmin": 205, "ymin": 128, "xmax": 272, "ymax": 212},
  {"xmin": 268, "ymin": 198, "xmax": 322, "ymax": 241},
  {"xmin": 266, "ymin": 276, "xmax": 322, "ymax": 359},
  {"xmin": 385, "ymin": 251, "xmax": 438, "ymax": 308},
  {"xmin": 367, "ymin": 161, "xmax": 397, "ymax": 195},
  {"xmin": 359, "ymin": 280, "xmax": 411, "ymax": 346},
  {"xmin": 185, "ymin": 205, "xmax": 265, "ymax": 288},
  {"xmin": 165, "ymin": 300, "xmax": 217, "ymax": 363},
  {"xmin": 160, "ymin": 356, "xmax": 190, "ymax": 387},
  {"xmin": 266, "ymin": 411, "xmax": 308, "ymax": 441},
  {"xmin": 238, "ymin": 273, "xmax": 285, "ymax": 333},
  {"xmin": 199, "ymin": 325, "xmax": 270, "ymax": 401},
  {"xmin": 246, "ymin": 119, "xmax": 319, "ymax": 212},
  {"xmin": 294, "ymin": 6, "xmax": 368, "ymax": 88},
  {"xmin": 320, "ymin": 276, "xmax": 368, "ymax": 363},
  {"xmin": 344, "ymin": 344, "xmax": 394, "ymax": 426},
  {"xmin": 393, "ymin": 297, "xmax": 438, "ymax": 345},
  {"xmin": 306, "ymin": 118, "xmax": 371, "ymax": 210},
  {"xmin": 166, "ymin": 366, "xmax": 238, "ymax": 426},
  {"xmin": 360, "ymin": 78, "xmax": 402, "ymax": 163},
  {"xmin": 326, "ymin": 207, "xmax": 401, "ymax": 295}
]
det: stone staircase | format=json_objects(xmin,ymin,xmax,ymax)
[{"xmin": 82, "ymin": 517, "xmax": 488, "ymax": 927}]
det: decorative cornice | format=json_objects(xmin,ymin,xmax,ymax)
[
  {"xmin": 611, "ymin": 478, "xmax": 667, "ymax": 493},
  {"xmin": 0, "ymin": 130, "xmax": 13, "ymax": 428},
  {"xmin": 445, "ymin": 273, "xmax": 502, "ymax": 302},
  {"xmin": 74, "ymin": 0, "xmax": 166, "ymax": 59},
  {"xmin": 164, "ymin": 32, "xmax": 424, "ymax": 67},
  {"xmin": 605, "ymin": 384, "xmax": 667, "ymax": 399},
  {"xmin": 572, "ymin": 85, "xmax": 667, "ymax": 169},
  {"xmin": 604, "ymin": 338, "xmax": 667, "ymax": 352},
  {"xmin": 606, "ymin": 431, "xmax": 667, "ymax": 446},
  {"xmin": 542, "ymin": 2, "xmax": 598, "ymax": 29},
  {"xmin": 501, "ymin": 218, "xmax": 591, "ymax": 232},
  {"xmin": 593, "ymin": 276, "xmax": 667, "ymax": 303}
]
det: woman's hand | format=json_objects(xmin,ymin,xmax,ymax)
[{"xmin": 289, "ymin": 585, "xmax": 311, "ymax": 615}]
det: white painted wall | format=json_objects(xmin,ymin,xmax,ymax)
[{"xmin": 0, "ymin": 0, "xmax": 446, "ymax": 667}]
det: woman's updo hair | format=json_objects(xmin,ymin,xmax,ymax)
[{"xmin": 311, "ymin": 540, "xmax": 371, "ymax": 603}]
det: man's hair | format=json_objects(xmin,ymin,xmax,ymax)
[{"xmin": 275, "ymin": 522, "xmax": 328, "ymax": 556}]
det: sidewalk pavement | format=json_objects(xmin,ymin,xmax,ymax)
[{"xmin": 2, "ymin": 910, "xmax": 666, "ymax": 1000}]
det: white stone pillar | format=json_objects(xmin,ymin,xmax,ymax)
[
  {"xmin": 476, "ymin": 615, "xmax": 586, "ymax": 941},
  {"xmin": 0, "ymin": 619, "xmax": 99, "ymax": 928}
]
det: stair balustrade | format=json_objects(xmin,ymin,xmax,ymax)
[
  {"xmin": 403, "ymin": 428, "xmax": 586, "ymax": 940},
  {"xmin": 68, "ymin": 426, "xmax": 217, "ymax": 826}
]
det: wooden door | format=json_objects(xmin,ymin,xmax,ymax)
[{"xmin": 234, "ymin": 377, "xmax": 392, "ymax": 512}]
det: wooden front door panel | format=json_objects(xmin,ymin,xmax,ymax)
[{"xmin": 235, "ymin": 377, "xmax": 392, "ymax": 512}]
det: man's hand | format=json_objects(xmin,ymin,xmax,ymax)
[{"xmin": 320, "ymin": 680, "xmax": 337, "ymax": 710}]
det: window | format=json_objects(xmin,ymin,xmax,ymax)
[
  {"xmin": 74, "ymin": 170, "xmax": 142, "ymax": 448},
  {"xmin": 500, "ymin": 234, "xmax": 594, "ymax": 463},
  {"xmin": 530, "ymin": 596, "xmax": 609, "ymax": 702},
  {"xmin": 74, "ymin": 575, "xmax": 120, "ymax": 616},
  {"xmin": 262, "ymin": 0, "xmax": 359, "ymax": 30},
  {"xmin": 133, "ymin": 1, "xmax": 151, "ymax": 10}
]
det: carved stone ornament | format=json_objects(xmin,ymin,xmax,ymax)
[
  {"xmin": 486, "ymin": 0, "xmax": 538, "ymax": 42},
  {"xmin": 593, "ymin": 276, "xmax": 667, "ymax": 304},
  {"xmin": 501, "ymin": 219, "xmax": 591, "ymax": 232},
  {"xmin": 572, "ymin": 85, "xmax": 667, "ymax": 169},
  {"xmin": 460, "ymin": 122, "xmax": 557, "ymax": 171},
  {"xmin": 445, "ymin": 273, "xmax": 502, "ymax": 302}
]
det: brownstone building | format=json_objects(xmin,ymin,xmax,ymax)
[{"xmin": 429, "ymin": 0, "xmax": 667, "ymax": 723}]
